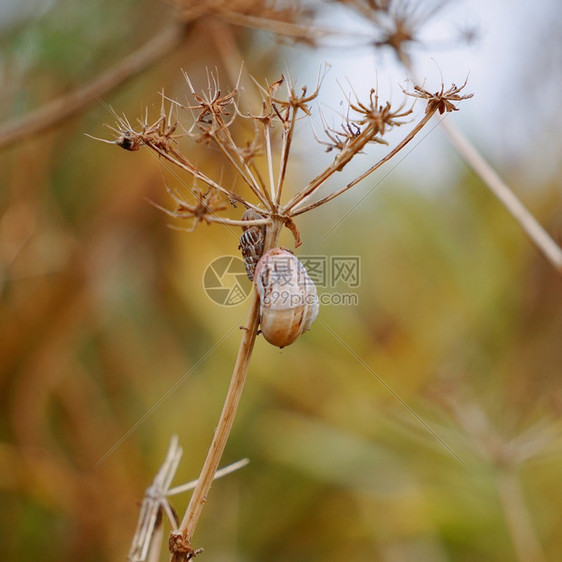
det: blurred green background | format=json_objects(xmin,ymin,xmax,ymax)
[{"xmin": 1, "ymin": 1, "xmax": 561, "ymax": 561}]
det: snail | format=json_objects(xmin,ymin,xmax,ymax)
[
  {"xmin": 253, "ymin": 248, "xmax": 319, "ymax": 348},
  {"xmin": 239, "ymin": 209, "xmax": 266, "ymax": 281}
]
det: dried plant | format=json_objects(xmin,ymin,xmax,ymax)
[
  {"xmin": 2, "ymin": 2, "xmax": 560, "ymax": 561},
  {"xmin": 102, "ymin": 69, "xmax": 471, "ymax": 226},
  {"xmin": 89, "ymin": 1, "xmax": 558, "ymax": 559},
  {"xmin": 5, "ymin": 0, "xmax": 560, "ymax": 270},
  {"xmin": 336, "ymin": 0, "xmax": 562, "ymax": 273},
  {"xmin": 98, "ymin": 67, "xmax": 471, "ymax": 559},
  {"xmin": 128, "ymin": 436, "xmax": 248, "ymax": 562},
  {"xmin": 407, "ymin": 79, "xmax": 473, "ymax": 115}
]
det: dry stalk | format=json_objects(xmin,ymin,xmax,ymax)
[
  {"xmin": 129, "ymin": 435, "xmax": 250, "ymax": 562},
  {"xmin": 97, "ymin": 69, "xmax": 471, "ymax": 559},
  {"xmin": 440, "ymin": 119, "xmax": 562, "ymax": 274},
  {"xmin": 360, "ymin": 0, "xmax": 562, "ymax": 276},
  {"xmin": 174, "ymin": 0, "xmax": 373, "ymax": 45},
  {"xmin": 495, "ymin": 467, "xmax": 546, "ymax": 562},
  {"xmin": 169, "ymin": 220, "xmax": 283, "ymax": 560}
]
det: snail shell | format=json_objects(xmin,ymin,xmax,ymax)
[
  {"xmin": 239, "ymin": 209, "xmax": 266, "ymax": 281},
  {"xmin": 254, "ymin": 248, "xmax": 319, "ymax": 348}
]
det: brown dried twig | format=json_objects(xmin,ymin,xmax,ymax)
[
  {"xmin": 404, "ymin": 74, "xmax": 562, "ymax": 275},
  {"xmin": 174, "ymin": 0, "xmax": 372, "ymax": 46},
  {"xmin": 128, "ymin": 435, "xmax": 249, "ymax": 562},
  {"xmin": 441, "ymin": 118, "xmax": 562, "ymax": 274}
]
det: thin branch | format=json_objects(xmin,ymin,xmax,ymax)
[
  {"xmin": 170, "ymin": 219, "xmax": 284, "ymax": 561},
  {"xmin": 151, "ymin": 197, "xmax": 270, "ymax": 229},
  {"xmin": 129, "ymin": 436, "xmax": 183, "ymax": 562},
  {"xmin": 147, "ymin": 143, "xmax": 263, "ymax": 213},
  {"xmin": 275, "ymin": 107, "xmax": 298, "ymax": 207},
  {"xmin": 287, "ymin": 110, "xmax": 434, "ymax": 216},
  {"xmin": 167, "ymin": 458, "xmax": 250, "ymax": 496},
  {"xmin": 0, "ymin": 24, "xmax": 188, "ymax": 150},
  {"xmin": 263, "ymin": 124, "xmax": 277, "ymax": 205},
  {"xmin": 209, "ymin": 129, "xmax": 273, "ymax": 209},
  {"xmin": 441, "ymin": 119, "xmax": 562, "ymax": 274},
  {"xmin": 147, "ymin": 523, "xmax": 164, "ymax": 562},
  {"xmin": 215, "ymin": 10, "xmax": 370, "ymax": 43},
  {"xmin": 495, "ymin": 468, "xmax": 547, "ymax": 562},
  {"xmin": 129, "ymin": 437, "xmax": 250, "ymax": 562},
  {"xmin": 203, "ymin": 216, "xmax": 270, "ymax": 228}
]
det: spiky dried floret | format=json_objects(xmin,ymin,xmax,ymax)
[
  {"xmin": 95, "ymin": 113, "xmax": 143, "ymax": 151},
  {"xmin": 89, "ymin": 104, "xmax": 180, "ymax": 154},
  {"xmin": 189, "ymin": 88, "xmax": 237, "ymax": 126},
  {"xmin": 140, "ymin": 113, "xmax": 179, "ymax": 152},
  {"xmin": 238, "ymin": 76, "xmax": 284, "ymax": 127},
  {"xmin": 161, "ymin": 186, "xmax": 228, "ymax": 231},
  {"xmin": 317, "ymin": 120, "xmax": 366, "ymax": 153},
  {"xmin": 350, "ymin": 89, "xmax": 412, "ymax": 134},
  {"xmin": 268, "ymin": 69, "xmax": 327, "ymax": 118},
  {"xmin": 181, "ymin": 70, "xmax": 240, "ymax": 143},
  {"xmin": 344, "ymin": 0, "xmax": 447, "ymax": 63},
  {"xmin": 405, "ymin": 79, "xmax": 474, "ymax": 114}
]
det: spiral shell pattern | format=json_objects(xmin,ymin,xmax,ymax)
[
  {"xmin": 239, "ymin": 209, "xmax": 266, "ymax": 281},
  {"xmin": 253, "ymin": 248, "xmax": 319, "ymax": 348}
]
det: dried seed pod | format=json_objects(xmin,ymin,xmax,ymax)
[
  {"xmin": 254, "ymin": 248, "xmax": 319, "ymax": 348},
  {"xmin": 116, "ymin": 130, "xmax": 141, "ymax": 151},
  {"xmin": 239, "ymin": 209, "xmax": 266, "ymax": 281}
]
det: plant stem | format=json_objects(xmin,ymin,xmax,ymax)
[
  {"xmin": 170, "ymin": 219, "xmax": 283, "ymax": 560},
  {"xmin": 403, "ymin": 58, "xmax": 562, "ymax": 276},
  {"xmin": 175, "ymin": 293, "xmax": 260, "ymax": 544},
  {"xmin": 495, "ymin": 467, "xmax": 546, "ymax": 562},
  {"xmin": 441, "ymin": 119, "xmax": 562, "ymax": 275}
]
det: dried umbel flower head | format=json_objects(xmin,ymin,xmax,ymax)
[
  {"xmin": 406, "ymin": 79, "xmax": 474, "ymax": 114},
  {"xmin": 253, "ymin": 248, "xmax": 319, "ymax": 348},
  {"xmin": 96, "ymin": 70, "xmax": 471, "ymax": 345}
]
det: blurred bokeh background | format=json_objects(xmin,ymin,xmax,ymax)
[{"xmin": 1, "ymin": 1, "xmax": 561, "ymax": 561}]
